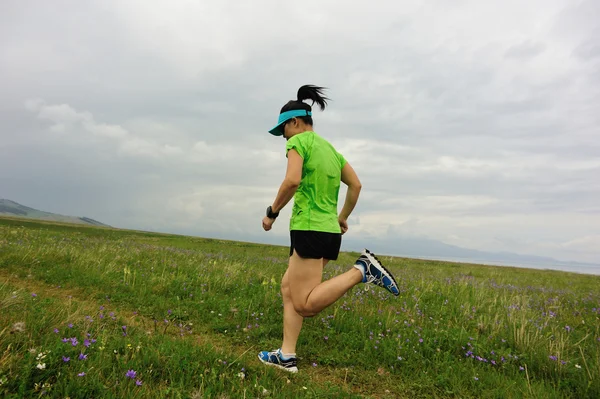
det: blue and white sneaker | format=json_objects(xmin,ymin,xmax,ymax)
[
  {"xmin": 355, "ymin": 249, "xmax": 400, "ymax": 296},
  {"xmin": 258, "ymin": 348, "xmax": 298, "ymax": 373}
]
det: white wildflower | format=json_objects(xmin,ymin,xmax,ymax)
[{"xmin": 11, "ymin": 322, "xmax": 26, "ymax": 333}]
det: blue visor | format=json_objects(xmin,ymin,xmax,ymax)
[{"xmin": 268, "ymin": 109, "xmax": 312, "ymax": 136}]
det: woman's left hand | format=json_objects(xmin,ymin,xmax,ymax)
[{"xmin": 262, "ymin": 216, "xmax": 275, "ymax": 231}]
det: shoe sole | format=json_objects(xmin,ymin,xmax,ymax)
[
  {"xmin": 363, "ymin": 248, "xmax": 400, "ymax": 296},
  {"xmin": 257, "ymin": 354, "xmax": 298, "ymax": 373}
]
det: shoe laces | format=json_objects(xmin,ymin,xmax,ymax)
[
  {"xmin": 364, "ymin": 275, "xmax": 378, "ymax": 291},
  {"xmin": 365, "ymin": 275, "xmax": 377, "ymax": 284}
]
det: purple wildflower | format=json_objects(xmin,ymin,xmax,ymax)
[
  {"xmin": 519, "ymin": 366, "xmax": 525, "ymax": 371},
  {"xmin": 78, "ymin": 353, "xmax": 87, "ymax": 360},
  {"xmin": 126, "ymin": 370, "xmax": 137, "ymax": 379},
  {"xmin": 62, "ymin": 338, "xmax": 69, "ymax": 343},
  {"xmin": 62, "ymin": 356, "xmax": 70, "ymax": 362},
  {"xmin": 68, "ymin": 323, "xmax": 73, "ymax": 328},
  {"xmin": 78, "ymin": 372, "xmax": 86, "ymax": 377},
  {"xmin": 71, "ymin": 338, "xmax": 79, "ymax": 347},
  {"xmin": 549, "ymin": 355, "xmax": 557, "ymax": 361},
  {"xmin": 135, "ymin": 380, "xmax": 143, "ymax": 386},
  {"xmin": 84, "ymin": 339, "xmax": 90, "ymax": 347},
  {"xmin": 312, "ymin": 363, "xmax": 317, "ymax": 367},
  {"xmin": 565, "ymin": 326, "xmax": 572, "ymax": 332},
  {"xmin": 31, "ymin": 293, "xmax": 37, "ymax": 297},
  {"xmin": 53, "ymin": 328, "xmax": 59, "ymax": 334}
]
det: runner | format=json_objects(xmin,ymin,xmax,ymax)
[{"xmin": 259, "ymin": 85, "xmax": 400, "ymax": 373}]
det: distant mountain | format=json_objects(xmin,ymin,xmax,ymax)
[
  {"xmin": 0, "ymin": 199, "xmax": 109, "ymax": 227},
  {"xmin": 339, "ymin": 235, "xmax": 599, "ymax": 274},
  {"xmin": 342, "ymin": 235, "xmax": 559, "ymax": 263}
]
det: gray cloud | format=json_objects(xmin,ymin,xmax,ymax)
[
  {"xmin": 1, "ymin": 0, "xmax": 599, "ymax": 264},
  {"xmin": 573, "ymin": 35, "xmax": 600, "ymax": 61},
  {"xmin": 504, "ymin": 41, "xmax": 546, "ymax": 60}
]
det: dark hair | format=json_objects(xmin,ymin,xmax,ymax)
[{"xmin": 280, "ymin": 85, "xmax": 330, "ymax": 126}]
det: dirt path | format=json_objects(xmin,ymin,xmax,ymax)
[{"xmin": 0, "ymin": 269, "xmax": 403, "ymax": 399}]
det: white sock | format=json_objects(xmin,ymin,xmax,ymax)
[
  {"xmin": 354, "ymin": 264, "xmax": 365, "ymax": 280},
  {"xmin": 280, "ymin": 351, "xmax": 296, "ymax": 360}
]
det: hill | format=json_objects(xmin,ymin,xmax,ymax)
[{"xmin": 0, "ymin": 198, "xmax": 109, "ymax": 227}]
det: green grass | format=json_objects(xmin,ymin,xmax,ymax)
[{"xmin": 0, "ymin": 216, "xmax": 599, "ymax": 398}]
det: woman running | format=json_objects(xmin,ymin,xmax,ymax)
[{"xmin": 259, "ymin": 85, "xmax": 400, "ymax": 373}]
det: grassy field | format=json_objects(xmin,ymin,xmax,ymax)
[{"xmin": 0, "ymin": 216, "xmax": 598, "ymax": 398}]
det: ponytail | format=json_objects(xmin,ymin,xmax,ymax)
[
  {"xmin": 296, "ymin": 85, "xmax": 329, "ymax": 111},
  {"xmin": 277, "ymin": 85, "xmax": 330, "ymax": 128}
]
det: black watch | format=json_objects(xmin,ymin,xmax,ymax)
[{"xmin": 266, "ymin": 206, "xmax": 279, "ymax": 219}]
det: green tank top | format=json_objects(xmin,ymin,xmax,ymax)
[{"xmin": 285, "ymin": 131, "xmax": 347, "ymax": 233}]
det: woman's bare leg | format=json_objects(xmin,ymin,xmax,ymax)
[
  {"xmin": 288, "ymin": 250, "xmax": 362, "ymax": 317},
  {"xmin": 281, "ymin": 257, "xmax": 342, "ymax": 354},
  {"xmin": 281, "ymin": 269, "xmax": 304, "ymax": 354}
]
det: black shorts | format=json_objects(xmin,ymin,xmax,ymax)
[{"xmin": 289, "ymin": 230, "xmax": 342, "ymax": 260}]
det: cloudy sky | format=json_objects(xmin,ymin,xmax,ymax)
[{"xmin": 1, "ymin": 0, "xmax": 599, "ymax": 264}]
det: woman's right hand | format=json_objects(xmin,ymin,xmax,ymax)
[{"xmin": 338, "ymin": 217, "xmax": 348, "ymax": 235}]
